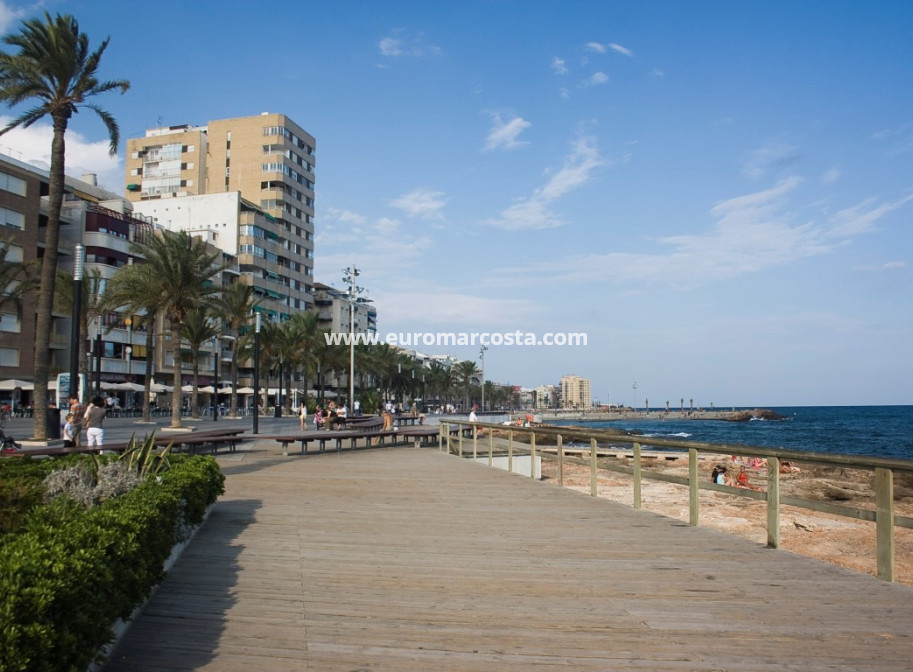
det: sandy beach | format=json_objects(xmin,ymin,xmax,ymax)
[{"xmin": 539, "ymin": 454, "xmax": 913, "ymax": 586}]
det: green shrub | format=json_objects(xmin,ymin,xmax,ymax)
[{"xmin": 0, "ymin": 454, "xmax": 224, "ymax": 672}]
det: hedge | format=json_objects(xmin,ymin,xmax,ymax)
[{"xmin": 0, "ymin": 454, "xmax": 225, "ymax": 672}]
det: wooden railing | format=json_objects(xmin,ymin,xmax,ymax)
[{"xmin": 439, "ymin": 420, "xmax": 913, "ymax": 582}]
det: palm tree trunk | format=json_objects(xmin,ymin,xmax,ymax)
[
  {"xmin": 31, "ymin": 114, "xmax": 68, "ymax": 440},
  {"xmin": 229, "ymin": 342, "xmax": 238, "ymax": 417},
  {"xmin": 170, "ymin": 323, "xmax": 183, "ymax": 428},
  {"xmin": 191, "ymin": 358, "xmax": 200, "ymax": 420},
  {"xmin": 142, "ymin": 329, "xmax": 155, "ymax": 423}
]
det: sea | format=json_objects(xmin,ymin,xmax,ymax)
[{"xmin": 551, "ymin": 406, "xmax": 913, "ymax": 461}]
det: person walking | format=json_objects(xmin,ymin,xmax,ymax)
[
  {"xmin": 298, "ymin": 401, "xmax": 308, "ymax": 431},
  {"xmin": 68, "ymin": 394, "xmax": 85, "ymax": 448},
  {"xmin": 83, "ymin": 396, "xmax": 107, "ymax": 449}
]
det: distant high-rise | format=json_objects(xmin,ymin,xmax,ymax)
[
  {"xmin": 560, "ymin": 374, "xmax": 591, "ymax": 409},
  {"xmin": 124, "ymin": 113, "xmax": 316, "ymax": 313}
]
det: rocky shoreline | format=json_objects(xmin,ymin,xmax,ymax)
[{"xmin": 537, "ymin": 407, "xmax": 786, "ymax": 423}]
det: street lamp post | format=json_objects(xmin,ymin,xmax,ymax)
[
  {"xmin": 479, "ymin": 345, "xmax": 488, "ymax": 412},
  {"xmin": 274, "ymin": 356, "xmax": 283, "ymax": 418},
  {"xmin": 342, "ymin": 266, "xmax": 363, "ymax": 410},
  {"xmin": 68, "ymin": 244, "xmax": 85, "ymax": 403},
  {"xmin": 252, "ymin": 312, "xmax": 261, "ymax": 434},
  {"xmin": 94, "ymin": 316, "xmax": 102, "ymax": 398},
  {"xmin": 212, "ymin": 333, "xmax": 219, "ymax": 422}
]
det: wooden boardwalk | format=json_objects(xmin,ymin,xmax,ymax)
[{"xmin": 103, "ymin": 443, "xmax": 913, "ymax": 671}]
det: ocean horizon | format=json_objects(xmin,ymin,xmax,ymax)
[{"xmin": 550, "ymin": 405, "xmax": 913, "ymax": 460}]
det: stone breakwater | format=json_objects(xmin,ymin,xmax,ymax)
[{"xmin": 537, "ymin": 408, "xmax": 785, "ymax": 422}]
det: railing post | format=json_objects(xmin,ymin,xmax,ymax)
[
  {"xmin": 633, "ymin": 442, "xmax": 642, "ymax": 509},
  {"xmin": 876, "ymin": 467, "xmax": 895, "ymax": 582},
  {"xmin": 458, "ymin": 423, "xmax": 464, "ymax": 457},
  {"xmin": 508, "ymin": 429, "xmax": 513, "ymax": 474},
  {"xmin": 557, "ymin": 434, "xmax": 564, "ymax": 487},
  {"xmin": 439, "ymin": 423, "xmax": 446, "ymax": 453},
  {"xmin": 473, "ymin": 425, "xmax": 478, "ymax": 459},
  {"xmin": 488, "ymin": 431, "xmax": 493, "ymax": 467},
  {"xmin": 688, "ymin": 448, "xmax": 699, "ymax": 526},
  {"xmin": 590, "ymin": 438, "xmax": 598, "ymax": 497},
  {"xmin": 530, "ymin": 432, "xmax": 536, "ymax": 479},
  {"xmin": 767, "ymin": 456, "xmax": 780, "ymax": 549}
]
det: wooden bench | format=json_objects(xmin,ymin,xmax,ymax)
[
  {"xmin": 267, "ymin": 426, "xmax": 426, "ymax": 455},
  {"xmin": 11, "ymin": 428, "xmax": 248, "ymax": 458},
  {"xmin": 347, "ymin": 416, "xmax": 384, "ymax": 432},
  {"xmin": 394, "ymin": 415, "xmax": 423, "ymax": 426},
  {"xmin": 165, "ymin": 434, "xmax": 246, "ymax": 455},
  {"xmin": 397, "ymin": 425, "xmax": 441, "ymax": 447}
]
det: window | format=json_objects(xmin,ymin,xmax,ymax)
[
  {"xmin": 0, "ymin": 313, "xmax": 21, "ymax": 333},
  {"xmin": 0, "ymin": 347, "xmax": 19, "ymax": 367},
  {"xmin": 0, "ymin": 207, "xmax": 25, "ymax": 230},
  {"xmin": 4, "ymin": 244, "xmax": 23, "ymax": 262},
  {"xmin": 0, "ymin": 172, "xmax": 26, "ymax": 196}
]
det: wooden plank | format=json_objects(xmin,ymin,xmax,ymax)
[{"xmin": 104, "ymin": 442, "xmax": 913, "ymax": 672}]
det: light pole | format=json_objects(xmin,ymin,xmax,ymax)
[
  {"xmin": 211, "ymin": 332, "xmax": 219, "ymax": 422},
  {"xmin": 632, "ymin": 381, "xmax": 637, "ymax": 411},
  {"xmin": 68, "ymin": 244, "xmax": 85, "ymax": 403},
  {"xmin": 252, "ymin": 312, "xmax": 261, "ymax": 434},
  {"xmin": 94, "ymin": 315, "xmax": 102, "ymax": 398},
  {"xmin": 125, "ymin": 316, "xmax": 133, "ymax": 408},
  {"xmin": 479, "ymin": 345, "xmax": 488, "ymax": 412},
  {"xmin": 342, "ymin": 266, "xmax": 363, "ymax": 411}
]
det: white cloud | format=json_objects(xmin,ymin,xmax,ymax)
[
  {"xmin": 0, "ymin": 1, "xmax": 25, "ymax": 34},
  {"xmin": 325, "ymin": 207, "xmax": 368, "ymax": 226},
  {"xmin": 583, "ymin": 72, "xmax": 609, "ymax": 87},
  {"xmin": 497, "ymin": 177, "xmax": 835, "ymax": 285},
  {"xmin": 609, "ymin": 43, "xmax": 634, "ymax": 57},
  {"xmin": 551, "ymin": 57, "xmax": 568, "ymax": 75},
  {"xmin": 821, "ymin": 165, "xmax": 842, "ymax": 185},
  {"xmin": 389, "ymin": 188, "xmax": 449, "ymax": 220},
  {"xmin": 741, "ymin": 140, "xmax": 801, "ymax": 179},
  {"xmin": 378, "ymin": 37, "xmax": 402, "ymax": 57},
  {"xmin": 377, "ymin": 30, "xmax": 441, "ymax": 59},
  {"xmin": 376, "ymin": 289, "xmax": 539, "ymax": 328},
  {"xmin": 854, "ymin": 261, "xmax": 907, "ymax": 272},
  {"xmin": 497, "ymin": 179, "xmax": 913, "ymax": 288},
  {"xmin": 483, "ymin": 112, "xmax": 531, "ymax": 152},
  {"xmin": 584, "ymin": 42, "xmax": 607, "ymax": 53},
  {"xmin": 0, "ymin": 116, "xmax": 124, "ymax": 193},
  {"xmin": 651, "ymin": 67, "xmax": 665, "ymax": 77},
  {"xmin": 487, "ymin": 136, "xmax": 603, "ymax": 230},
  {"xmin": 827, "ymin": 193, "xmax": 913, "ymax": 237}
]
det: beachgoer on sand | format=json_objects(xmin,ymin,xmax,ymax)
[{"xmin": 711, "ymin": 464, "xmax": 734, "ymax": 486}]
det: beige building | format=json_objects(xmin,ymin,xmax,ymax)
[
  {"xmin": 124, "ymin": 113, "xmax": 315, "ymax": 314},
  {"xmin": 560, "ymin": 374, "xmax": 592, "ymax": 409}
]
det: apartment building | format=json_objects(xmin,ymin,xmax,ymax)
[
  {"xmin": 560, "ymin": 374, "xmax": 592, "ymax": 409},
  {"xmin": 313, "ymin": 282, "xmax": 377, "ymax": 336},
  {"xmin": 125, "ymin": 113, "xmax": 316, "ymax": 316}
]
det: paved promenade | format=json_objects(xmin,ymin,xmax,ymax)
[{"xmin": 99, "ymin": 440, "xmax": 913, "ymax": 671}]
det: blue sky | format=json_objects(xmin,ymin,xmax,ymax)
[{"xmin": 2, "ymin": 0, "xmax": 912, "ymax": 407}]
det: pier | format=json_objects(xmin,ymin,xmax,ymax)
[{"xmin": 103, "ymin": 440, "xmax": 913, "ymax": 671}]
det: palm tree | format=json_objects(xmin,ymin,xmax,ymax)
[
  {"xmin": 0, "ymin": 12, "xmax": 128, "ymax": 439},
  {"xmin": 454, "ymin": 360, "xmax": 481, "ymax": 411},
  {"xmin": 122, "ymin": 230, "xmax": 224, "ymax": 428},
  {"xmin": 179, "ymin": 307, "xmax": 218, "ymax": 419},
  {"xmin": 214, "ymin": 282, "xmax": 259, "ymax": 416},
  {"xmin": 284, "ymin": 310, "xmax": 321, "ymax": 407}
]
